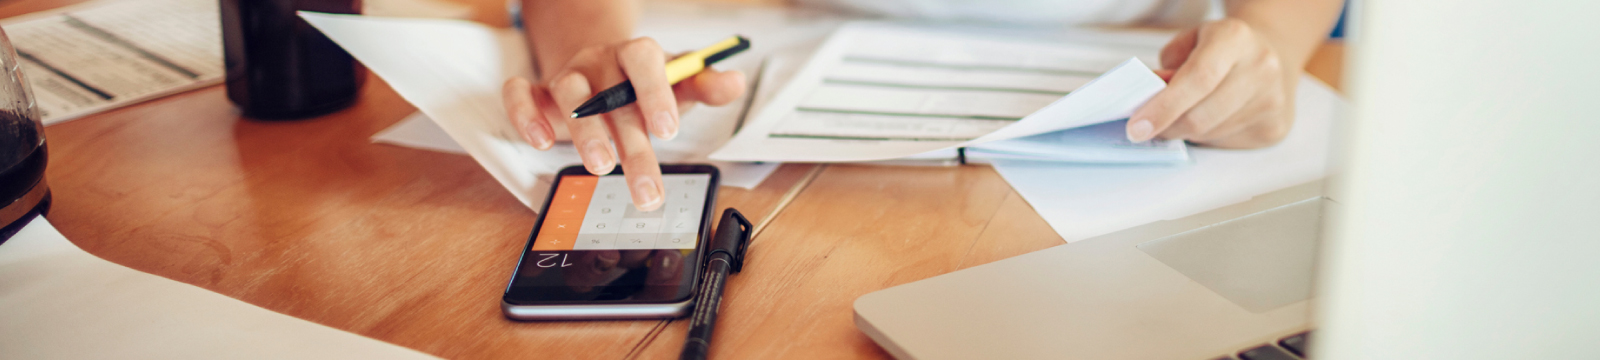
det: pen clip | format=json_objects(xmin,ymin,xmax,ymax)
[{"xmin": 710, "ymin": 208, "xmax": 753, "ymax": 273}]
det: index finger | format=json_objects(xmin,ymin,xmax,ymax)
[
  {"xmin": 1127, "ymin": 22, "xmax": 1247, "ymax": 142},
  {"xmin": 607, "ymin": 106, "xmax": 665, "ymax": 211}
]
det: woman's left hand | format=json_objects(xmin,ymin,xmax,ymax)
[{"xmin": 1127, "ymin": 18, "xmax": 1298, "ymax": 149}]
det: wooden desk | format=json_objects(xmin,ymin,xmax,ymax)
[{"xmin": 10, "ymin": 0, "xmax": 1342, "ymax": 358}]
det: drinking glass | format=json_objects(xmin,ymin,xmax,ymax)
[{"xmin": 0, "ymin": 25, "xmax": 50, "ymax": 241}]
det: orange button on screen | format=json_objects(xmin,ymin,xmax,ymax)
[{"xmin": 533, "ymin": 175, "xmax": 598, "ymax": 251}]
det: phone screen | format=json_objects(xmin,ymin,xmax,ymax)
[{"xmin": 504, "ymin": 172, "xmax": 714, "ymax": 304}]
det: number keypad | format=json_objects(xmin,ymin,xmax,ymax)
[{"xmin": 552, "ymin": 174, "xmax": 710, "ymax": 251}]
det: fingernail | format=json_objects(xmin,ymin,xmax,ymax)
[
  {"xmin": 1128, "ymin": 119, "xmax": 1154, "ymax": 142},
  {"xmin": 582, "ymin": 141, "xmax": 614, "ymax": 174},
  {"xmin": 653, "ymin": 111, "xmax": 678, "ymax": 140},
  {"xmin": 535, "ymin": 134, "xmax": 553, "ymax": 150},
  {"xmin": 631, "ymin": 176, "xmax": 663, "ymax": 210},
  {"xmin": 528, "ymin": 124, "xmax": 553, "ymax": 150}
]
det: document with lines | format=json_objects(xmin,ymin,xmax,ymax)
[
  {"xmin": 1, "ymin": 0, "xmax": 223, "ymax": 125},
  {"xmin": 709, "ymin": 22, "xmax": 1187, "ymax": 164}
]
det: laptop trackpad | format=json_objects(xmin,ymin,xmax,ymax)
[{"xmin": 1136, "ymin": 198, "xmax": 1324, "ymax": 313}]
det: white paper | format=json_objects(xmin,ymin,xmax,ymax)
[
  {"xmin": 307, "ymin": 7, "xmax": 839, "ymax": 209},
  {"xmin": 709, "ymin": 22, "xmax": 1185, "ymax": 163},
  {"xmin": 992, "ymin": 76, "xmax": 1343, "ymax": 242},
  {"xmin": 372, "ymin": 112, "xmax": 469, "ymax": 154},
  {"xmin": 0, "ymin": 217, "xmax": 437, "ymax": 359},
  {"xmin": 371, "ymin": 113, "xmax": 781, "ymax": 191},
  {"xmin": 1, "ymin": 0, "xmax": 224, "ymax": 125}
]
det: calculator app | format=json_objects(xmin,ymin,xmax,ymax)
[{"xmin": 531, "ymin": 174, "xmax": 711, "ymax": 251}]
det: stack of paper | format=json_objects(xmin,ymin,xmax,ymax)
[
  {"xmin": 714, "ymin": 21, "xmax": 1346, "ymax": 244},
  {"xmin": 994, "ymin": 76, "xmax": 1343, "ymax": 243},
  {"xmin": 709, "ymin": 23, "xmax": 1188, "ymax": 164}
]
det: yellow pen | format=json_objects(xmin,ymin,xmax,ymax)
[{"xmin": 570, "ymin": 36, "xmax": 751, "ymax": 118}]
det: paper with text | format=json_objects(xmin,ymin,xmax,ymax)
[
  {"xmin": 709, "ymin": 23, "xmax": 1183, "ymax": 163},
  {"xmin": 2, "ymin": 0, "xmax": 223, "ymax": 125}
]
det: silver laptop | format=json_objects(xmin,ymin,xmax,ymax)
[
  {"xmin": 855, "ymin": 181, "xmax": 1327, "ymax": 359},
  {"xmin": 852, "ymin": 1, "xmax": 1600, "ymax": 359}
]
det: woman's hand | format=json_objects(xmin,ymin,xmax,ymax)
[
  {"xmin": 1128, "ymin": 18, "xmax": 1299, "ymax": 149},
  {"xmin": 502, "ymin": 37, "xmax": 745, "ymax": 211}
]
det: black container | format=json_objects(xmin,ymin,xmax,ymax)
[{"xmin": 220, "ymin": 0, "xmax": 364, "ymax": 119}]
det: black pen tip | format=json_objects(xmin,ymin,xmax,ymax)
[{"xmin": 571, "ymin": 98, "xmax": 606, "ymax": 119}]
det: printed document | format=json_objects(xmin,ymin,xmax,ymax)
[
  {"xmin": 2, "ymin": 0, "xmax": 223, "ymax": 124},
  {"xmin": 709, "ymin": 23, "xmax": 1186, "ymax": 163}
]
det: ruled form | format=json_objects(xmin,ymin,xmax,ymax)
[
  {"xmin": 708, "ymin": 22, "xmax": 1188, "ymax": 164},
  {"xmin": 1, "ymin": 0, "xmax": 223, "ymax": 124}
]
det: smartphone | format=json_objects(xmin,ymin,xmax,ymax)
[{"xmin": 502, "ymin": 164, "xmax": 719, "ymax": 320}]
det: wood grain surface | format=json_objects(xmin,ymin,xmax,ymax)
[{"xmin": 7, "ymin": 0, "xmax": 1344, "ymax": 358}]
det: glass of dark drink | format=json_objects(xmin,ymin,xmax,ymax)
[{"xmin": 0, "ymin": 24, "xmax": 49, "ymax": 242}]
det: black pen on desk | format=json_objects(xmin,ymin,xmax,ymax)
[
  {"xmin": 571, "ymin": 36, "xmax": 751, "ymax": 119},
  {"xmin": 680, "ymin": 208, "xmax": 753, "ymax": 360}
]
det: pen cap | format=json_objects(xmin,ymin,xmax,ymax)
[
  {"xmin": 663, "ymin": 36, "xmax": 749, "ymax": 84},
  {"xmin": 700, "ymin": 36, "xmax": 750, "ymax": 66},
  {"xmin": 710, "ymin": 208, "xmax": 752, "ymax": 273}
]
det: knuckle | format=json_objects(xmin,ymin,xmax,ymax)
[
  {"xmin": 573, "ymin": 46, "xmax": 607, "ymax": 62},
  {"xmin": 620, "ymin": 144, "xmax": 654, "ymax": 161},
  {"xmin": 1213, "ymin": 19, "xmax": 1247, "ymax": 37},
  {"xmin": 1191, "ymin": 65, "xmax": 1226, "ymax": 85},
  {"xmin": 555, "ymin": 72, "xmax": 588, "ymax": 90},
  {"xmin": 620, "ymin": 38, "xmax": 662, "ymax": 58},
  {"xmin": 628, "ymin": 37, "xmax": 661, "ymax": 51},
  {"xmin": 1257, "ymin": 53, "xmax": 1283, "ymax": 73}
]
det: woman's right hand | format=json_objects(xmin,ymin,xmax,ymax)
[{"xmin": 502, "ymin": 37, "xmax": 746, "ymax": 211}]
